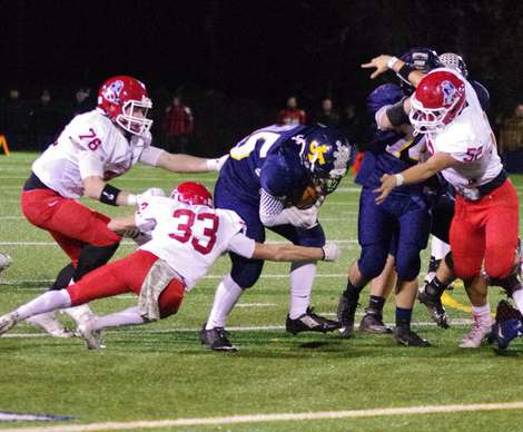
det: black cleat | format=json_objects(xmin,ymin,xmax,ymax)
[
  {"xmin": 394, "ymin": 326, "xmax": 431, "ymax": 347},
  {"xmin": 286, "ymin": 307, "xmax": 340, "ymax": 335},
  {"xmin": 359, "ymin": 311, "xmax": 392, "ymax": 334},
  {"xmin": 336, "ymin": 292, "xmax": 359, "ymax": 338},
  {"xmin": 199, "ymin": 323, "xmax": 237, "ymax": 352},
  {"xmin": 418, "ymin": 289, "xmax": 449, "ymax": 329}
]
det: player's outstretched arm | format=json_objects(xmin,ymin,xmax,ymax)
[
  {"xmin": 83, "ymin": 176, "xmax": 138, "ymax": 206},
  {"xmin": 362, "ymin": 54, "xmax": 424, "ymax": 87},
  {"xmin": 374, "ymin": 152, "xmax": 459, "ymax": 204},
  {"xmin": 107, "ymin": 215, "xmax": 137, "ymax": 235},
  {"xmin": 251, "ymin": 242, "xmax": 340, "ymax": 262},
  {"xmin": 156, "ymin": 152, "xmax": 228, "ymax": 173}
]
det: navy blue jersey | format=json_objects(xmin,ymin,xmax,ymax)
[
  {"xmin": 471, "ymin": 79, "xmax": 490, "ymax": 112},
  {"xmin": 219, "ymin": 124, "xmax": 311, "ymax": 204}
]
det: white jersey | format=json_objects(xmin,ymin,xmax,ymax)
[
  {"xmin": 135, "ymin": 196, "xmax": 256, "ymax": 291},
  {"xmin": 32, "ymin": 109, "xmax": 165, "ymax": 198},
  {"xmin": 427, "ymin": 69, "xmax": 503, "ymax": 198}
]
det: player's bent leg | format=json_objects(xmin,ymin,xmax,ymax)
[
  {"xmin": 360, "ymin": 255, "xmax": 395, "ymax": 334},
  {"xmin": 393, "ymin": 280, "xmax": 430, "ymax": 347},
  {"xmin": 0, "ymin": 290, "xmax": 72, "ymax": 336},
  {"xmin": 460, "ymin": 276, "xmax": 492, "ymax": 348},
  {"xmin": 418, "ymin": 253, "xmax": 455, "ymax": 329}
]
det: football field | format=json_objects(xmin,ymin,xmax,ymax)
[{"xmin": 1, "ymin": 152, "xmax": 523, "ymax": 432}]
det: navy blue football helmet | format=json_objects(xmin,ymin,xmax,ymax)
[
  {"xmin": 291, "ymin": 124, "xmax": 351, "ymax": 194},
  {"xmin": 399, "ymin": 47, "xmax": 442, "ymax": 95},
  {"xmin": 366, "ymin": 83, "xmax": 404, "ymax": 117}
]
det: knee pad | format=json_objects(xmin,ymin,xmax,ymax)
[
  {"xmin": 358, "ymin": 244, "xmax": 389, "ymax": 280},
  {"xmin": 74, "ymin": 242, "xmax": 120, "ymax": 282},
  {"xmin": 230, "ymin": 253, "xmax": 264, "ymax": 289},
  {"xmin": 395, "ymin": 246, "xmax": 421, "ymax": 281}
]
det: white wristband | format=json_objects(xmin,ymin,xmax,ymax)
[
  {"xmin": 126, "ymin": 193, "xmax": 138, "ymax": 206},
  {"xmin": 206, "ymin": 158, "xmax": 219, "ymax": 171},
  {"xmin": 387, "ymin": 56, "xmax": 399, "ymax": 69},
  {"xmin": 394, "ymin": 174, "xmax": 405, "ymax": 187}
]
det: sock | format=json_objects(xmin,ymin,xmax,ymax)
[
  {"xmin": 289, "ymin": 262, "xmax": 316, "ymax": 319},
  {"xmin": 367, "ymin": 295, "xmax": 385, "ymax": 315},
  {"xmin": 15, "ymin": 290, "xmax": 71, "ymax": 321},
  {"xmin": 425, "ymin": 276, "xmax": 447, "ymax": 297},
  {"xmin": 206, "ymin": 274, "xmax": 243, "ymax": 330},
  {"xmin": 512, "ymin": 290, "xmax": 523, "ymax": 316},
  {"xmin": 91, "ymin": 306, "xmax": 146, "ymax": 331},
  {"xmin": 344, "ymin": 279, "xmax": 363, "ymax": 303},
  {"xmin": 472, "ymin": 304, "xmax": 492, "ymax": 324},
  {"xmin": 395, "ymin": 307, "xmax": 412, "ymax": 329}
]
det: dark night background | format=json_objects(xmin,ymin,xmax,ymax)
[{"xmin": 1, "ymin": 0, "xmax": 522, "ymax": 155}]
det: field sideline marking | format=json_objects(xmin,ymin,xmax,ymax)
[{"xmin": 2, "ymin": 401, "xmax": 523, "ymax": 432}]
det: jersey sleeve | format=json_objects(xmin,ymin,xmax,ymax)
[
  {"xmin": 70, "ymin": 115, "xmax": 110, "ymax": 179},
  {"xmin": 227, "ymin": 233, "xmax": 256, "ymax": 258},
  {"xmin": 139, "ymin": 145, "xmax": 165, "ymax": 166},
  {"xmin": 134, "ymin": 196, "xmax": 159, "ymax": 233}
]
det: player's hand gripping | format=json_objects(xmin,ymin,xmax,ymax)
[
  {"xmin": 286, "ymin": 206, "xmax": 319, "ymax": 229},
  {"xmin": 322, "ymin": 242, "xmax": 341, "ymax": 262},
  {"xmin": 374, "ymin": 173, "xmax": 398, "ymax": 204},
  {"xmin": 361, "ymin": 54, "xmax": 395, "ymax": 79}
]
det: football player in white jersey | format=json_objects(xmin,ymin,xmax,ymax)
[
  {"xmin": 20, "ymin": 76, "xmax": 227, "ymax": 337},
  {"xmin": 366, "ymin": 59, "xmax": 520, "ymax": 348},
  {"xmin": 0, "ymin": 182, "xmax": 341, "ymax": 350}
]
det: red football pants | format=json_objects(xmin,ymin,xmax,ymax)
[
  {"xmin": 67, "ymin": 250, "xmax": 185, "ymax": 318},
  {"xmin": 21, "ymin": 189, "xmax": 121, "ymax": 265},
  {"xmin": 450, "ymin": 179, "xmax": 519, "ymax": 280}
]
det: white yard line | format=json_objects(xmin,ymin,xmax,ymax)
[
  {"xmin": 1, "ymin": 401, "xmax": 522, "ymax": 432},
  {"xmin": 2, "ymin": 319, "xmax": 473, "ymax": 339}
]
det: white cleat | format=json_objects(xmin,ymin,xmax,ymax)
[
  {"xmin": 0, "ymin": 313, "xmax": 18, "ymax": 335},
  {"xmin": 25, "ymin": 312, "xmax": 74, "ymax": 338},
  {"xmin": 77, "ymin": 320, "xmax": 104, "ymax": 350},
  {"xmin": 459, "ymin": 315, "xmax": 492, "ymax": 348},
  {"xmin": 0, "ymin": 253, "xmax": 12, "ymax": 275}
]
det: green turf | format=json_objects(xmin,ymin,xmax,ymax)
[{"xmin": 1, "ymin": 152, "xmax": 523, "ymax": 431}]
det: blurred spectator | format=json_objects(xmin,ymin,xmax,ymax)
[
  {"xmin": 0, "ymin": 88, "xmax": 30, "ymax": 149},
  {"xmin": 499, "ymin": 103, "xmax": 523, "ymax": 154},
  {"xmin": 340, "ymin": 103, "xmax": 363, "ymax": 149},
  {"xmin": 314, "ymin": 97, "xmax": 340, "ymax": 126},
  {"xmin": 70, "ymin": 87, "xmax": 94, "ymax": 117},
  {"xmin": 30, "ymin": 90, "xmax": 62, "ymax": 151},
  {"xmin": 278, "ymin": 96, "xmax": 307, "ymax": 125},
  {"xmin": 163, "ymin": 95, "xmax": 194, "ymax": 153}
]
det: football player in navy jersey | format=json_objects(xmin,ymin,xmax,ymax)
[
  {"xmin": 337, "ymin": 82, "xmax": 434, "ymax": 346},
  {"xmin": 200, "ymin": 123, "xmax": 351, "ymax": 351}
]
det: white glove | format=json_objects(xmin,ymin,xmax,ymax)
[
  {"xmin": 141, "ymin": 187, "xmax": 166, "ymax": 198},
  {"xmin": 321, "ymin": 242, "xmax": 341, "ymax": 262},
  {"xmin": 285, "ymin": 206, "xmax": 318, "ymax": 229},
  {"xmin": 0, "ymin": 252, "xmax": 12, "ymax": 274}
]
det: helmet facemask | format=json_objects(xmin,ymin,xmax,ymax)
[
  {"xmin": 409, "ymin": 91, "xmax": 466, "ymax": 135},
  {"xmin": 116, "ymin": 98, "xmax": 153, "ymax": 136}
]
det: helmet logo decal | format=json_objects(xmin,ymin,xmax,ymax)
[
  {"xmin": 332, "ymin": 141, "xmax": 350, "ymax": 173},
  {"xmin": 307, "ymin": 140, "xmax": 329, "ymax": 166},
  {"xmin": 441, "ymin": 80, "xmax": 456, "ymax": 106},
  {"xmin": 103, "ymin": 80, "xmax": 124, "ymax": 104}
]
